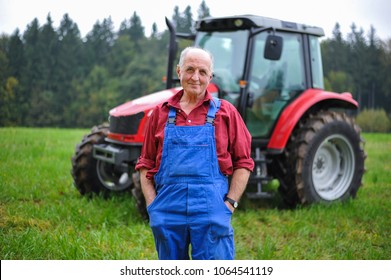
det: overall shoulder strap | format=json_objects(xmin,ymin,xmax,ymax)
[
  {"xmin": 206, "ymin": 97, "xmax": 221, "ymax": 125},
  {"xmin": 167, "ymin": 106, "xmax": 176, "ymax": 126}
]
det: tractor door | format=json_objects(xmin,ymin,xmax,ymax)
[{"xmin": 246, "ymin": 31, "xmax": 308, "ymax": 138}]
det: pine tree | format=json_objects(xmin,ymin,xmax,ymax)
[{"xmin": 198, "ymin": 0, "xmax": 211, "ymax": 19}]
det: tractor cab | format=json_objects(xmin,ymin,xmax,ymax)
[{"xmin": 166, "ymin": 15, "xmax": 325, "ymax": 140}]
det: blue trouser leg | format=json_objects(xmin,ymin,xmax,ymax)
[
  {"xmin": 148, "ymin": 184, "xmax": 190, "ymax": 260},
  {"xmin": 189, "ymin": 184, "xmax": 235, "ymax": 260},
  {"xmin": 150, "ymin": 223, "xmax": 190, "ymax": 260}
]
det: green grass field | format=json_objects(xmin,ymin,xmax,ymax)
[{"xmin": 0, "ymin": 128, "xmax": 390, "ymax": 259}]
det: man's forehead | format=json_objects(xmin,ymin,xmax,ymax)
[
  {"xmin": 185, "ymin": 49, "xmax": 210, "ymax": 60},
  {"xmin": 183, "ymin": 55, "xmax": 211, "ymax": 68}
]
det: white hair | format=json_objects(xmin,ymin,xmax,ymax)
[{"xmin": 178, "ymin": 46, "xmax": 214, "ymax": 74}]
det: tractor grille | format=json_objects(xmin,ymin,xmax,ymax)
[{"xmin": 109, "ymin": 112, "xmax": 144, "ymax": 135}]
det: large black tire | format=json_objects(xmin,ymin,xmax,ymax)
[
  {"xmin": 71, "ymin": 124, "xmax": 132, "ymax": 195},
  {"xmin": 276, "ymin": 110, "xmax": 366, "ymax": 207}
]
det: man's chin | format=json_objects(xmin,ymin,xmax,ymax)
[{"xmin": 187, "ymin": 87, "xmax": 204, "ymax": 95}]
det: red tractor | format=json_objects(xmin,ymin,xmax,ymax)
[{"xmin": 71, "ymin": 15, "xmax": 366, "ymax": 219}]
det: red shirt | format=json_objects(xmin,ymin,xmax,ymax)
[{"xmin": 135, "ymin": 89, "xmax": 254, "ymax": 180}]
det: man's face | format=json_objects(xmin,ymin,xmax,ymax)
[{"xmin": 177, "ymin": 50, "xmax": 213, "ymax": 97}]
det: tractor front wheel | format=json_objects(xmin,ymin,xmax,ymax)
[{"xmin": 71, "ymin": 124, "xmax": 132, "ymax": 196}]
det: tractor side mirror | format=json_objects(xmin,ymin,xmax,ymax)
[{"xmin": 264, "ymin": 35, "xmax": 283, "ymax": 60}]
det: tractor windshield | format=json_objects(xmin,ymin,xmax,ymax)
[{"xmin": 195, "ymin": 30, "xmax": 248, "ymax": 105}]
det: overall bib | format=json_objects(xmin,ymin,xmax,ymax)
[{"xmin": 147, "ymin": 98, "xmax": 235, "ymax": 260}]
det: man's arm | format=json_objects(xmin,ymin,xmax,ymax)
[
  {"xmin": 139, "ymin": 168, "xmax": 156, "ymax": 206},
  {"xmin": 225, "ymin": 168, "xmax": 251, "ymax": 212}
]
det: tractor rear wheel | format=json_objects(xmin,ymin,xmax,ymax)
[
  {"xmin": 278, "ymin": 110, "xmax": 366, "ymax": 206},
  {"xmin": 71, "ymin": 124, "xmax": 132, "ymax": 195}
]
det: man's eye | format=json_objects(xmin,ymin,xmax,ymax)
[{"xmin": 186, "ymin": 69, "xmax": 194, "ymax": 74}]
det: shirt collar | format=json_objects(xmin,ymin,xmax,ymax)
[{"xmin": 165, "ymin": 89, "xmax": 213, "ymax": 109}]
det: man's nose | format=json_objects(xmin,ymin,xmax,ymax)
[{"xmin": 191, "ymin": 70, "xmax": 200, "ymax": 80}]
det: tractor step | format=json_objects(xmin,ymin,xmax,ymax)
[
  {"xmin": 246, "ymin": 179, "xmax": 275, "ymax": 199},
  {"xmin": 246, "ymin": 191, "xmax": 274, "ymax": 199}
]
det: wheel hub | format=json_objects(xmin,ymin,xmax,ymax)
[
  {"xmin": 96, "ymin": 160, "xmax": 132, "ymax": 191},
  {"xmin": 315, "ymin": 156, "xmax": 326, "ymax": 172},
  {"xmin": 312, "ymin": 135, "xmax": 355, "ymax": 200}
]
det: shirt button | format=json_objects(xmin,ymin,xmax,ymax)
[{"xmin": 188, "ymin": 120, "xmax": 191, "ymax": 123}]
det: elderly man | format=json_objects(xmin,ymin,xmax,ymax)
[{"xmin": 135, "ymin": 47, "xmax": 254, "ymax": 260}]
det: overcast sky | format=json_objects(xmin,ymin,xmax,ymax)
[{"xmin": 1, "ymin": 0, "xmax": 390, "ymax": 41}]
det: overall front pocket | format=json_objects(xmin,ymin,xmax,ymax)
[{"xmin": 167, "ymin": 143, "xmax": 211, "ymax": 177}]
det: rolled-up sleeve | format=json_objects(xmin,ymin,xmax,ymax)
[
  {"xmin": 135, "ymin": 107, "xmax": 159, "ymax": 178},
  {"xmin": 214, "ymin": 100, "xmax": 254, "ymax": 175},
  {"xmin": 135, "ymin": 156, "xmax": 155, "ymax": 171},
  {"xmin": 228, "ymin": 108, "xmax": 254, "ymax": 172}
]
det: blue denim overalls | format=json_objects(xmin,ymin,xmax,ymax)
[{"xmin": 147, "ymin": 97, "xmax": 234, "ymax": 260}]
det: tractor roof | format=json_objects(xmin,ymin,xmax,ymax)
[{"xmin": 195, "ymin": 14, "xmax": 325, "ymax": 37}]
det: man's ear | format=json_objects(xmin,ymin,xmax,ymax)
[{"xmin": 176, "ymin": 65, "xmax": 181, "ymax": 77}]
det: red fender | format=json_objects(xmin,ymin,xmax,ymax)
[{"xmin": 267, "ymin": 88, "xmax": 359, "ymax": 152}]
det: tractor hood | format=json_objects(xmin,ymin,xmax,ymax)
[{"xmin": 109, "ymin": 88, "xmax": 180, "ymax": 117}]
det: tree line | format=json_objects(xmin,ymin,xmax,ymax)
[
  {"xmin": 322, "ymin": 23, "xmax": 391, "ymax": 115},
  {"xmin": 1, "ymin": 1, "xmax": 390, "ymax": 128}
]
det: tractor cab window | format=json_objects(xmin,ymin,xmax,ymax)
[
  {"xmin": 246, "ymin": 32, "xmax": 306, "ymax": 137},
  {"xmin": 195, "ymin": 30, "xmax": 248, "ymax": 105},
  {"xmin": 309, "ymin": 35, "xmax": 324, "ymax": 89}
]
